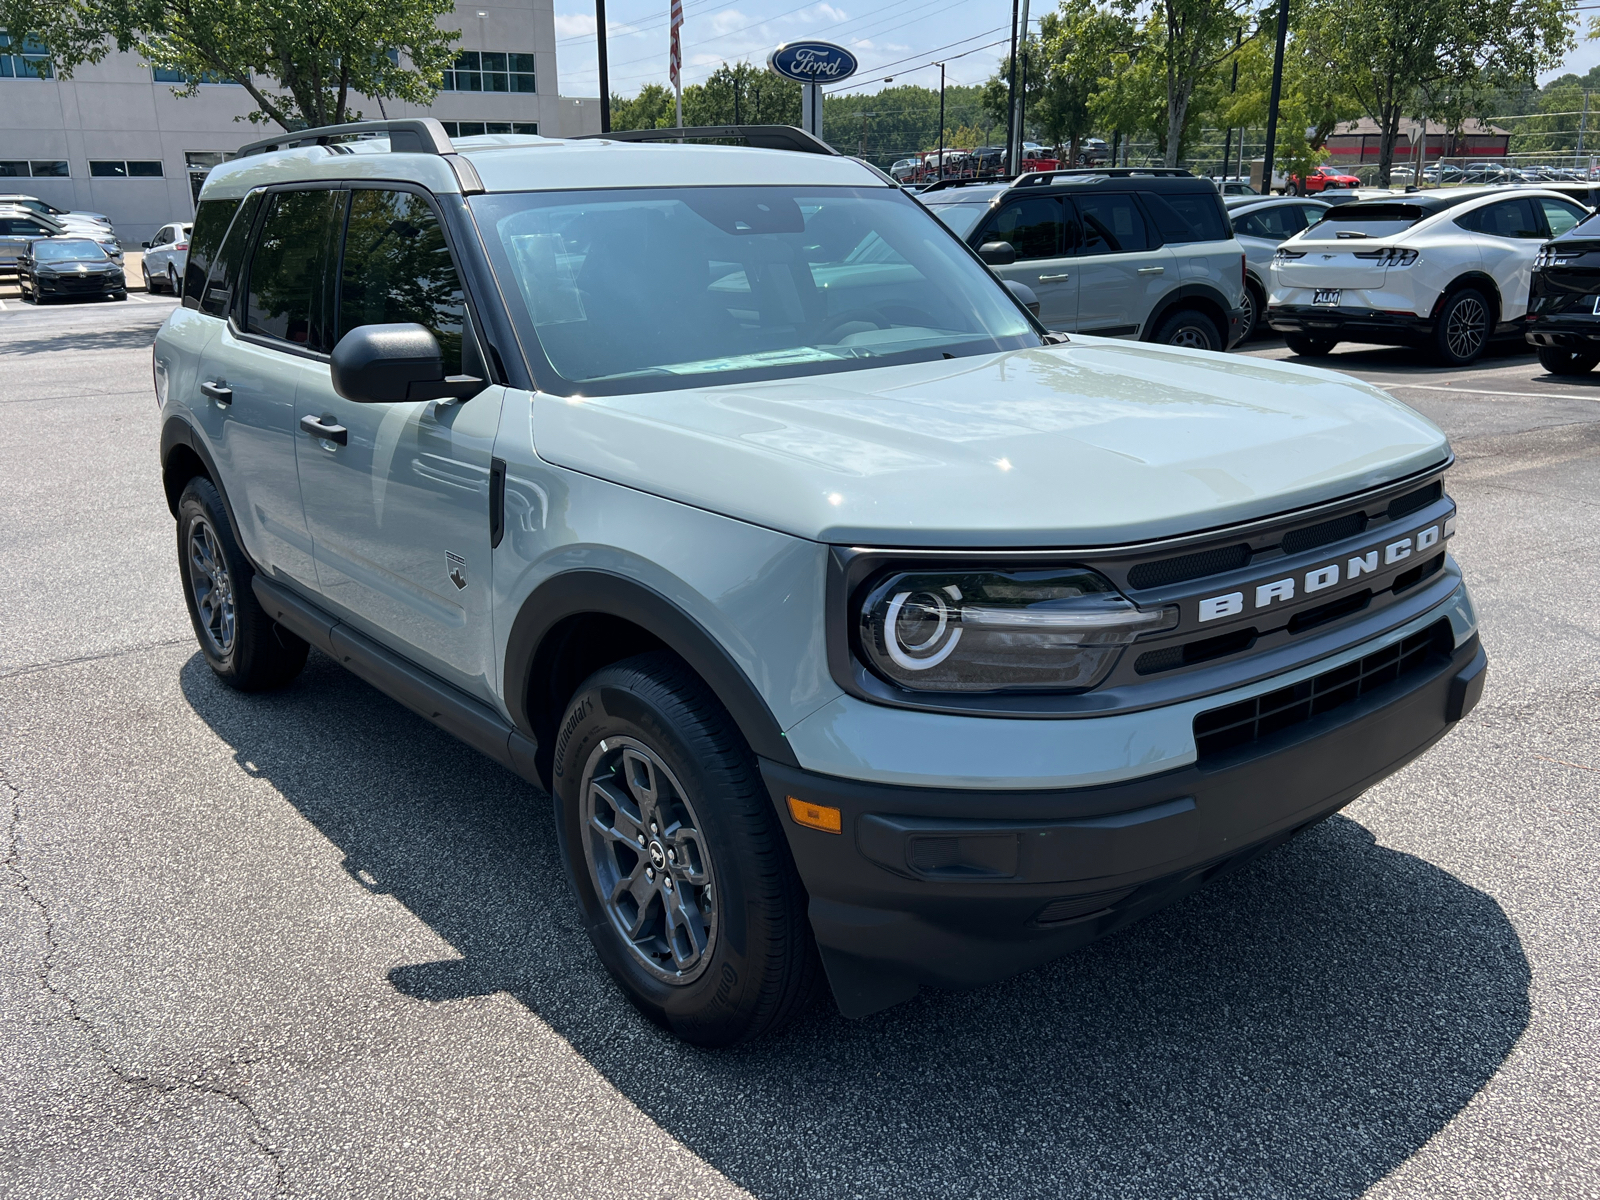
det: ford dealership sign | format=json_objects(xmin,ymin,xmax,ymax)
[{"xmin": 768, "ymin": 41, "xmax": 859, "ymax": 84}]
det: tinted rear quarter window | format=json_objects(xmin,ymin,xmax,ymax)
[
  {"xmin": 1143, "ymin": 190, "xmax": 1230, "ymax": 244},
  {"xmin": 1073, "ymin": 193, "xmax": 1151, "ymax": 253},
  {"xmin": 1459, "ymin": 198, "xmax": 1543, "ymax": 239},
  {"xmin": 182, "ymin": 197, "xmax": 240, "ymax": 308},
  {"xmin": 200, "ymin": 191, "xmax": 263, "ymax": 318},
  {"xmin": 337, "ymin": 188, "xmax": 466, "ymax": 373},
  {"xmin": 244, "ymin": 190, "xmax": 342, "ymax": 350}
]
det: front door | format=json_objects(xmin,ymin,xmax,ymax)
[
  {"xmin": 1068, "ymin": 192, "xmax": 1176, "ymax": 337},
  {"xmin": 294, "ymin": 185, "xmax": 505, "ymax": 701},
  {"xmin": 973, "ymin": 195, "xmax": 1077, "ymax": 330}
]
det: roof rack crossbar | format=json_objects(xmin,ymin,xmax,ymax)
[
  {"xmin": 1014, "ymin": 167, "xmax": 1195, "ymax": 186},
  {"xmin": 569, "ymin": 125, "xmax": 838, "ymax": 156},
  {"xmin": 237, "ymin": 118, "xmax": 455, "ymax": 159}
]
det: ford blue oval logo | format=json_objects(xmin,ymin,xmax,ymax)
[{"xmin": 767, "ymin": 41, "xmax": 858, "ymax": 84}]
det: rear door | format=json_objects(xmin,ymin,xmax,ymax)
[
  {"xmin": 1144, "ymin": 188, "xmax": 1242, "ymax": 303},
  {"xmin": 972, "ymin": 195, "xmax": 1077, "ymax": 329},
  {"xmin": 1068, "ymin": 191, "xmax": 1175, "ymax": 336},
  {"xmin": 293, "ymin": 185, "xmax": 504, "ymax": 701},
  {"xmin": 1459, "ymin": 197, "xmax": 1548, "ymax": 321}
]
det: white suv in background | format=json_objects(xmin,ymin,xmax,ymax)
[
  {"xmin": 141, "ymin": 221, "xmax": 193, "ymax": 294},
  {"xmin": 1267, "ymin": 188, "xmax": 1589, "ymax": 365}
]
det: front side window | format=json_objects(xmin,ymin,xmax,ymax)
[
  {"xmin": 1073, "ymin": 193, "xmax": 1152, "ymax": 254},
  {"xmin": 473, "ymin": 185, "xmax": 1039, "ymax": 394},
  {"xmin": 1539, "ymin": 198, "xmax": 1585, "ymax": 238},
  {"xmin": 245, "ymin": 190, "xmax": 341, "ymax": 349},
  {"xmin": 980, "ymin": 197, "xmax": 1063, "ymax": 259},
  {"xmin": 337, "ymin": 188, "xmax": 466, "ymax": 372}
]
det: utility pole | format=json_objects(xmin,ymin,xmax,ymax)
[
  {"xmin": 1580, "ymin": 90, "xmax": 1589, "ymax": 161},
  {"xmin": 938, "ymin": 62, "xmax": 946, "ymax": 177},
  {"xmin": 1005, "ymin": 0, "xmax": 1019, "ymax": 175},
  {"xmin": 1221, "ymin": 29, "xmax": 1241, "ymax": 179},
  {"xmin": 733, "ymin": 72, "xmax": 741, "ymax": 125},
  {"xmin": 595, "ymin": 0, "xmax": 604, "ymax": 132},
  {"xmin": 1011, "ymin": 0, "xmax": 1032, "ymax": 172},
  {"xmin": 1261, "ymin": 0, "xmax": 1290, "ymax": 193}
]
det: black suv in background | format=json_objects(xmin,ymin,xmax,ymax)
[
  {"xmin": 919, "ymin": 169, "xmax": 1249, "ymax": 351},
  {"xmin": 1526, "ymin": 210, "xmax": 1600, "ymax": 374}
]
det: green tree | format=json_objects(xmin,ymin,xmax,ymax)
[
  {"xmin": 0, "ymin": 0, "xmax": 458, "ymax": 129},
  {"xmin": 609, "ymin": 82, "xmax": 677, "ymax": 130},
  {"xmin": 1298, "ymin": 0, "xmax": 1574, "ymax": 184}
]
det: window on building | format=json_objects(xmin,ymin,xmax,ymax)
[
  {"xmin": 90, "ymin": 160, "xmax": 166, "ymax": 178},
  {"xmin": 185, "ymin": 151, "xmax": 235, "ymax": 205},
  {"xmin": 439, "ymin": 121, "xmax": 538, "ymax": 138},
  {"xmin": 0, "ymin": 160, "xmax": 68, "ymax": 177},
  {"xmin": 152, "ymin": 66, "xmax": 240, "ymax": 85},
  {"xmin": 443, "ymin": 50, "xmax": 535, "ymax": 93},
  {"xmin": 0, "ymin": 30, "xmax": 53, "ymax": 78}
]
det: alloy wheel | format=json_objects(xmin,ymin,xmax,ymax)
[
  {"xmin": 187, "ymin": 516, "xmax": 236, "ymax": 656},
  {"xmin": 1169, "ymin": 324, "xmax": 1214, "ymax": 350},
  {"xmin": 1445, "ymin": 295, "xmax": 1487, "ymax": 360},
  {"xmin": 581, "ymin": 737, "xmax": 717, "ymax": 983}
]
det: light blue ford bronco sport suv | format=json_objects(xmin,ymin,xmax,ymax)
[{"xmin": 154, "ymin": 119, "xmax": 1486, "ymax": 1046}]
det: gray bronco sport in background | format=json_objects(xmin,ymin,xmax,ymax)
[
  {"xmin": 155, "ymin": 120, "xmax": 1486, "ymax": 1045},
  {"xmin": 919, "ymin": 168, "xmax": 1250, "ymax": 351}
]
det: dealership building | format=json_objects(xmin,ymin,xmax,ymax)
[{"xmin": 0, "ymin": 0, "xmax": 600, "ymax": 242}]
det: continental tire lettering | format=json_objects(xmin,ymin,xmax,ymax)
[
  {"xmin": 552, "ymin": 696, "xmax": 593, "ymax": 779},
  {"xmin": 714, "ymin": 961, "xmax": 738, "ymax": 1005}
]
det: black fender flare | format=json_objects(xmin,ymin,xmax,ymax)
[
  {"xmin": 502, "ymin": 570, "xmax": 801, "ymax": 774},
  {"xmin": 160, "ymin": 415, "xmax": 248, "ymax": 550},
  {"xmin": 1143, "ymin": 281, "xmax": 1236, "ymax": 341}
]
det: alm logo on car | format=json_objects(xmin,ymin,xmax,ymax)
[{"xmin": 767, "ymin": 41, "xmax": 858, "ymax": 83}]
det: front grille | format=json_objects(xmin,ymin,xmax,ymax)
[
  {"xmin": 1387, "ymin": 481, "xmax": 1442, "ymax": 522},
  {"xmin": 1192, "ymin": 620, "xmax": 1452, "ymax": 759},
  {"xmin": 1127, "ymin": 543, "xmax": 1251, "ymax": 591},
  {"xmin": 1281, "ymin": 511, "xmax": 1367, "ymax": 556},
  {"xmin": 1136, "ymin": 626, "xmax": 1257, "ymax": 675},
  {"xmin": 1033, "ymin": 887, "xmax": 1137, "ymax": 925}
]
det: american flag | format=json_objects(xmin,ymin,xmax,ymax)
[{"xmin": 669, "ymin": 0, "xmax": 683, "ymax": 89}]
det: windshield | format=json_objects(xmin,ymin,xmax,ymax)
[
  {"xmin": 472, "ymin": 185, "xmax": 1037, "ymax": 395},
  {"xmin": 922, "ymin": 202, "xmax": 989, "ymax": 239},
  {"xmin": 1304, "ymin": 204, "xmax": 1425, "ymax": 240},
  {"xmin": 33, "ymin": 239, "xmax": 108, "ymax": 262}
]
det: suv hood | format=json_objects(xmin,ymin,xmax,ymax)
[{"xmin": 532, "ymin": 338, "xmax": 1448, "ymax": 548}]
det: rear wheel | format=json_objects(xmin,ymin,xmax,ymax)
[
  {"xmin": 141, "ymin": 262, "xmax": 154, "ymax": 292},
  {"xmin": 176, "ymin": 477, "xmax": 308, "ymax": 691},
  {"xmin": 1537, "ymin": 346, "xmax": 1600, "ymax": 376},
  {"xmin": 1239, "ymin": 281, "xmax": 1264, "ymax": 341},
  {"xmin": 1432, "ymin": 288, "xmax": 1491, "ymax": 366},
  {"xmin": 553, "ymin": 651, "xmax": 820, "ymax": 1046},
  {"xmin": 1154, "ymin": 308, "xmax": 1222, "ymax": 352},
  {"xmin": 1285, "ymin": 333, "xmax": 1338, "ymax": 357},
  {"xmin": 168, "ymin": 265, "xmax": 180, "ymax": 296},
  {"xmin": 1286, "ymin": 181, "xmax": 1300, "ymax": 196}
]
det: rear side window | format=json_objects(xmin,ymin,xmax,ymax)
[
  {"xmin": 244, "ymin": 190, "xmax": 342, "ymax": 350},
  {"xmin": 1072, "ymin": 194, "xmax": 1151, "ymax": 254},
  {"xmin": 337, "ymin": 188, "xmax": 467, "ymax": 372},
  {"xmin": 979, "ymin": 197, "xmax": 1063, "ymax": 260},
  {"xmin": 1306, "ymin": 204, "xmax": 1425, "ymax": 240},
  {"xmin": 1458, "ymin": 199, "xmax": 1542, "ymax": 239},
  {"xmin": 1143, "ymin": 191, "xmax": 1230, "ymax": 244},
  {"xmin": 181, "ymin": 198, "xmax": 239, "ymax": 309},
  {"xmin": 200, "ymin": 192, "xmax": 263, "ymax": 318}
]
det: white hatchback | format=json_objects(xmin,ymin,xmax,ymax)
[{"xmin": 1266, "ymin": 188, "xmax": 1589, "ymax": 365}]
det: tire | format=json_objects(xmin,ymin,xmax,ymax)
[
  {"xmin": 1432, "ymin": 288, "xmax": 1491, "ymax": 366},
  {"xmin": 1286, "ymin": 181, "xmax": 1300, "ymax": 196},
  {"xmin": 1537, "ymin": 345, "xmax": 1600, "ymax": 376},
  {"xmin": 176, "ymin": 477, "xmax": 308, "ymax": 691},
  {"xmin": 1154, "ymin": 308, "xmax": 1222, "ymax": 352},
  {"xmin": 141, "ymin": 262, "xmax": 153, "ymax": 292},
  {"xmin": 552, "ymin": 651, "xmax": 821, "ymax": 1046},
  {"xmin": 111, "ymin": 291, "xmax": 128, "ymax": 301},
  {"xmin": 168, "ymin": 265, "xmax": 180, "ymax": 296},
  {"xmin": 1239, "ymin": 281, "xmax": 1264, "ymax": 341},
  {"xmin": 1285, "ymin": 333, "xmax": 1338, "ymax": 357}
]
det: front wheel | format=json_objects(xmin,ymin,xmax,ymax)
[
  {"xmin": 1433, "ymin": 288, "xmax": 1491, "ymax": 366},
  {"xmin": 553, "ymin": 652, "xmax": 820, "ymax": 1046},
  {"xmin": 1286, "ymin": 181, "xmax": 1300, "ymax": 196},
  {"xmin": 176, "ymin": 477, "xmax": 308, "ymax": 691},
  {"xmin": 1154, "ymin": 308, "xmax": 1222, "ymax": 352},
  {"xmin": 168, "ymin": 265, "xmax": 180, "ymax": 296},
  {"xmin": 1239, "ymin": 282, "xmax": 1263, "ymax": 341},
  {"xmin": 1285, "ymin": 333, "xmax": 1338, "ymax": 357},
  {"xmin": 1537, "ymin": 346, "xmax": 1599, "ymax": 376}
]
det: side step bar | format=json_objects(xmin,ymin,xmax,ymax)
[{"xmin": 253, "ymin": 575, "xmax": 541, "ymax": 787}]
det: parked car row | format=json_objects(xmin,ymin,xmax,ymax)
[{"xmin": 0, "ymin": 204, "xmax": 122, "ymax": 274}]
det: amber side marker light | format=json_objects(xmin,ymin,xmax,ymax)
[{"xmin": 787, "ymin": 796, "xmax": 842, "ymax": 834}]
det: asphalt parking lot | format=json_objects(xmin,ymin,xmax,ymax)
[{"xmin": 1, "ymin": 296, "xmax": 1596, "ymax": 1199}]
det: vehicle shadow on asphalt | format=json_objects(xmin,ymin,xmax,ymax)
[
  {"xmin": 0, "ymin": 322, "xmax": 160, "ymax": 355},
  {"xmin": 180, "ymin": 652, "xmax": 1530, "ymax": 1200}
]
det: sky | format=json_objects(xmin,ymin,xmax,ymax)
[{"xmin": 550, "ymin": 1, "xmax": 1595, "ymax": 102}]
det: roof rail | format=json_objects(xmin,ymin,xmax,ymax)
[
  {"xmin": 237, "ymin": 118, "xmax": 455, "ymax": 159},
  {"xmin": 918, "ymin": 176, "xmax": 1015, "ymax": 194},
  {"xmin": 1013, "ymin": 166, "xmax": 1196, "ymax": 186},
  {"xmin": 569, "ymin": 125, "xmax": 838, "ymax": 156}
]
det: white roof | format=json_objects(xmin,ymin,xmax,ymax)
[{"xmin": 199, "ymin": 133, "xmax": 886, "ymax": 201}]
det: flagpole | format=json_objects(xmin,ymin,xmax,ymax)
[
  {"xmin": 596, "ymin": 0, "xmax": 610, "ymax": 132},
  {"xmin": 670, "ymin": 0, "xmax": 684, "ymax": 130}
]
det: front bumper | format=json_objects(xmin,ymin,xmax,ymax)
[
  {"xmin": 765, "ymin": 625, "xmax": 1486, "ymax": 1018},
  {"xmin": 1268, "ymin": 304, "xmax": 1433, "ymax": 343}
]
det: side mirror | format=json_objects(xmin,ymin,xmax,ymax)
[
  {"xmin": 330, "ymin": 323, "xmax": 485, "ymax": 404},
  {"xmin": 1004, "ymin": 279, "xmax": 1041, "ymax": 317},
  {"xmin": 978, "ymin": 240, "xmax": 1017, "ymax": 266}
]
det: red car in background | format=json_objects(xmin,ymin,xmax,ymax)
[{"xmin": 1286, "ymin": 165, "xmax": 1361, "ymax": 195}]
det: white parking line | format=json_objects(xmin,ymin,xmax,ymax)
[
  {"xmin": 0, "ymin": 298, "xmax": 8, "ymax": 311},
  {"xmin": 1370, "ymin": 381, "xmax": 1600, "ymax": 402}
]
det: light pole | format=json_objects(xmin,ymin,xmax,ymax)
[
  {"xmin": 1010, "ymin": 0, "xmax": 1031, "ymax": 172},
  {"xmin": 596, "ymin": 0, "xmax": 611, "ymax": 132},
  {"xmin": 938, "ymin": 62, "xmax": 946, "ymax": 178},
  {"xmin": 1261, "ymin": 0, "xmax": 1290, "ymax": 193},
  {"xmin": 1005, "ymin": 0, "xmax": 1019, "ymax": 175}
]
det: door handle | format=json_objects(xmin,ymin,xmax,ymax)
[
  {"xmin": 300, "ymin": 413, "xmax": 348, "ymax": 446},
  {"xmin": 1137, "ymin": 266, "xmax": 1165, "ymax": 275},
  {"xmin": 201, "ymin": 380, "xmax": 232, "ymax": 405},
  {"xmin": 1037, "ymin": 273, "xmax": 1071, "ymax": 282}
]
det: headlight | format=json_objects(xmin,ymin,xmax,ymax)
[{"xmin": 858, "ymin": 567, "xmax": 1176, "ymax": 692}]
